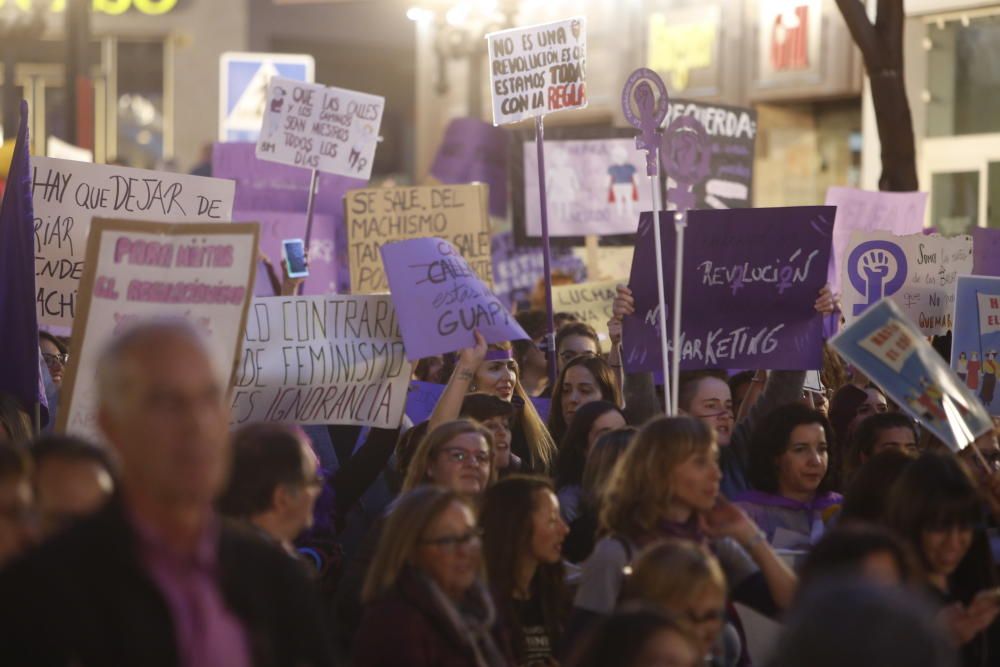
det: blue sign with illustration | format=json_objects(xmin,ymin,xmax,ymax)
[
  {"xmin": 831, "ymin": 298, "xmax": 992, "ymax": 451},
  {"xmin": 219, "ymin": 52, "xmax": 315, "ymax": 142},
  {"xmin": 952, "ymin": 276, "xmax": 1000, "ymax": 416}
]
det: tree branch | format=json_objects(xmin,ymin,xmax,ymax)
[{"xmin": 835, "ymin": 0, "xmax": 881, "ymax": 67}]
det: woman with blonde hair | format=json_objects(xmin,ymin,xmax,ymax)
[
  {"xmin": 337, "ymin": 420, "xmax": 496, "ymax": 655},
  {"xmin": 354, "ymin": 486, "xmax": 511, "ymax": 667},
  {"xmin": 430, "ymin": 331, "xmax": 557, "ymax": 474},
  {"xmin": 402, "ymin": 419, "xmax": 498, "ymax": 496},
  {"xmin": 622, "ymin": 539, "xmax": 738, "ymax": 667},
  {"xmin": 564, "ymin": 417, "xmax": 796, "ymax": 664}
]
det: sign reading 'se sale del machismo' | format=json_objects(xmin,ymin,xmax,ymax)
[{"xmin": 486, "ymin": 17, "xmax": 588, "ymax": 125}]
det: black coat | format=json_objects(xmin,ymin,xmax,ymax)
[{"xmin": 0, "ymin": 497, "xmax": 337, "ymax": 667}]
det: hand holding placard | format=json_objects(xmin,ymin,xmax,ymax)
[{"xmin": 380, "ymin": 237, "xmax": 529, "ymax": 361}]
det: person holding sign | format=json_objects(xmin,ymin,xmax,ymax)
[
  {"xmin": 735, "ymin": 404, "xmax": 842, "ymax": 551},
  {"xmin": 430, "ymin": 333, "xmax": 558, "ymax": 475}
]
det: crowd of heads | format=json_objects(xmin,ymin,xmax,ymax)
[{"xmin": 3, "ymin": 299, "xmax": 1000, "ymax": 667}]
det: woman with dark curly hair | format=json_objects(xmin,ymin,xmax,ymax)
[{"xmin": 734, "ymin": 404, "xmax": 841, "ymax": 550}]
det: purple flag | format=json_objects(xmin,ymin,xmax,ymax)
[
  {"xmin": 0, "ymin": 101, "xmax": 47, "ymax": 425},
  {"xmin": 622, "ymin": 206, "xmax": 834, "ymax": 372},
  {"xmin": 430, "ymin": 118, "xmax": 509, "ymax": 218},
  {"xmin": 381, "ymin": 237, "xmax": 529, "ymax": 361}
]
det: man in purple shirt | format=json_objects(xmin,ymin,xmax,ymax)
[{"xmin": 0, "ymin": 322, "xmax": 336, "ymax": 667}]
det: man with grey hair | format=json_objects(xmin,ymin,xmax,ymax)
[{"xmin": 0, "ymin": 321, "xmax": 336, "ymax": 666}]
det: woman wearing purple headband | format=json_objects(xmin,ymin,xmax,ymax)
[{"xmin": 431, "ymin": 331, "xmax": 558, "ymax": 475}]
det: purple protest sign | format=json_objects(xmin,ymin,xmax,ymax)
[
  {"xmin": 381, "ymin": 237, "xmax": 530, "ymax": 361},
  {"xmin": 972, "ymin": 227, "xmax": 1000, "ymax": 277},
  {"xmin": 238, "ymin": 210, "xmax": 340, "ymax": 296},
  {"xmin": 214, "ymin": 143, "xmax": 365, "ymax": 294},
  {"xmin": 622, "ymin": 206, "xmax": 834, "ymax": 371},
  {"xmin": 490, "ymin": 231, "xmax": 586, "ymax": 310},
  {"xmin": 430, "ymin": 118, "xmax": 509, "ymax": 218},
  {"xmin": 824, "ymin": 187, "xmax": 926, "ymax": 295}
]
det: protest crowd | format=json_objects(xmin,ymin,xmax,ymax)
[{"xmin": 3, "ymin": 11, "xmax": 1000, "ymax": 667}]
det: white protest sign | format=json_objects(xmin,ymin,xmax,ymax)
[
  {"xmin": 231, "ymin": 295, "xmax": 411, "ymax": 429},
  {"xmin": 840, "ymin": 231, "xmax": 973, "ymax": 336},
  {"xmin": 552, "ymin": 279, "xmax": 621, "ymax": 342},
  {"xmin": 486, "ymin": 17, "xmax": 587, "ymax": 126},
  {"xmin": 256, "ymin": 76, "xmax": 384, "ymax": 181},
  {"xmin": 32, "ymin": 157, "xmax": 235, "ymax": 331},
  {"xmin": 824, "ymin": 187, "xmax": 927, "ymax": 294},
  {"xmin": 57, "ymin": 219, "xmax": 259, "ymax": 443}
]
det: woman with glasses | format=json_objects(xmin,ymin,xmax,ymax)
[
  {"xmin": 566, "ymin": 417, "xmax": 796, "ymax": 664},
  {"xmin": 355, "ymin": 486, "xmax": 510, "ymax": 667},
  {"xmin": 735, "ymin": 404, "xmax": 842, "ymax": 550},
  {"xmin": 547, "ymin": 357, "xmax": 623, "ymax": 445},
  {"xmin": 480, "ymin": 476, "xmax": 569, "ymax": 667},
  {"xmin": 39, "ymin": 331, "xmax": 69, "ymax": 388},
  {"xmin": 886, "ymin": 452, "xmax": 1000, "ymax": 666},
  {"xmin": 216, "ymin": 422, "xmax": 324, "ymax": 559},
  {"xmin": 430, "ymin": 331, "xmax": 557, "ymax": 474},
  {"xmin": 622, "ymin": 539, "xmax": 739, "ymax": 667},
  {"xmin": 337, "ymin": 420, "xmax": 497, "ymax": 654}
]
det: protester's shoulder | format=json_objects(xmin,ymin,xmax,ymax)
[
  {"xmin": 219, "ymin": 520, "xmax": 307, "ymax": 577},
  {"xmin": 585, "ymin": 534, "xmax": 633, "ymax": 567}
]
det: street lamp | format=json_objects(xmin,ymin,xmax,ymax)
[{"xmin": 407, "ymin": 0, "xmax": 517, "ymax": 118}]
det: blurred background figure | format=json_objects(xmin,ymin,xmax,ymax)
[
  {"xmin": 217, "ymin": 422, "xmax": 324, "ymax": 558},
  {"xmin": 0, "ymin": 442, "xmax": 35, "ymax": 569},
  {"xmin": 31, "ymin": 434, "xmax": 114, "ymax": 539}
]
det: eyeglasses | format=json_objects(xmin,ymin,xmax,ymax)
[
  {"xmin": 438, "ymin": 447, "xmax": 491, "ymax": 466},
  {"xmin": 420, "ymin": 527, "xmax": 483, "ymax": 550},
  {"xmin": 42, "ymin": 352, "xmax": 69, "ymax": 367},
  {"xmin": 686, "ymin": 608, "xmax": 726, "ymax": 624}
]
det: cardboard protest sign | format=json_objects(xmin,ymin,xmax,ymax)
[
  {"xmin": 622, "ymin": 206, "xmax": 833, "ymax": 372},
  {"xmin": 486, "ymin": 17, "xmax": 587, "ymax": 125},
  {"xmin": 971, "ymin": 227, "xmax": 1000, "ymax": 277},
  {"xmin": 951, "ymin": 276, "xmax": 1000, "ymax": 416},
  {"xmin": 491, "ymin": 231, "xmax": 586, "ymax": 310},
  {"xmin": 380, "ymin": 237, "xmax": 529, "ymax": 360},
  {"xmin": 256, "ymin": 76, "xmax": 384, "ymax": 180},
  {"xmin": 832, "ymin": 298, "xmax": 992, "ymax": 450},
  {"xmin": 231, "ymin": 295, "xmax": 411, "ymax": 428},
  {"xmin": 824, "ymin": 187, "xmax": 927, "ymax": 294},
  {"xmin": 32, "ymin": 157, "xmax": 235, "ymax": 331},
  {"xmin": 346, "ymin": 184, "xmax": 492, "ymax": 293},
  {"xmin": 840, "ymin": 231, "xmax": 973, "ymax": 336},
  {"xmin": 57, "ymin": 219, "xmax": 258, "ymax": 442},
  {"xmin": 522, "ymin": 138, "xmax": 652, "ymax": 237},
  {"xmin": 663, "ymin": 100, "xmax": 757, "ymax": 211},
  {"xmin": 552, "ymin": 280, "xmax": 620, "ymax": 343},
  {"xmin": 430, "ymin": 118, "xmax": 509, "ymax": 218}
]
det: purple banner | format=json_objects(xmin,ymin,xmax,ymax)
[
  {"xmin": 430, "ymin": 118, "xmax": 509, "ymax": 218},
  {"xmin": 406, "ymin": 380, "xmax": 551, "ymax": 424},
  {"xmin": 490, "ymin": 231, "xmax": 586, "ymax": 310},
  {"xmin": 972, "ymin": 227, "xmax": 1000, "ymax": 277},
  {"xmin": 381, "ymin": 237, "xmax": 529, "ymax": 361},
  {"xmin": 214, "ymin": 142, "xmax": 365, "ymax": 293},
  {"xmin": 622, "ymin": 206, "xmax": 834, "ymax": 371}
]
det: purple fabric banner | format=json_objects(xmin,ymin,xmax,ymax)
[
  {"xmin": 490, "ymin": 231, "xmax": 586, "ymax": 310},
  {"xmin": 430, "ymin": 118, "xmax": 509, "ymax": 218},
  {"xmin": 972, "ymin": 227, "xmax": 1000, "ymax": 277},
  {"xmin": 622, "ymin": 206, "xmax": 834, "ymax": 372},
  {"xmin": 381, "ymin": 237, "xmax": 529, "ymax": 361},
  {"xmin": 0, "ymin": 101, "xmax": 48, "ymax": 424},
  {"xmin": 214, "ymin": 143, "xmax": 364, "ymax": 293}
]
